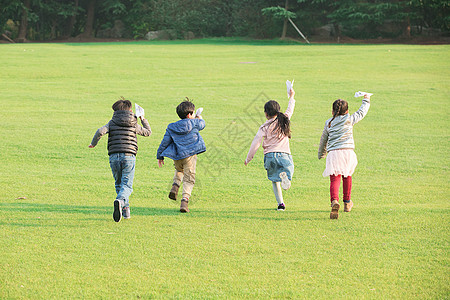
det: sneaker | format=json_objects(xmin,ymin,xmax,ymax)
[
  {"xmin": 277, "ymin": 203, "xmax": 286, "ymax": 211},
  {"xmin": 169, "ymin": 183, "xmax": 179, "ymax": 201},
  {"xmin": 113, "ymin": 199, "xmax": 122, "ymax": 222},
  {"xmin": 279, "ymin": 172, "xmax": 291, "ymax": 190},
  {"xmin": 122, "ymin": 207, "xmax": 131, "ymax": 219},
  {"xmin": 344, "ymin": 200, "xmax": 353, "ymax": 212},
  {"xmin": 180, "ymin": 199, "xmax": 189, "ymax": 213},
  {"xmin": 330, "ymin": 200, "xmax": 340, "ymax": 220}
]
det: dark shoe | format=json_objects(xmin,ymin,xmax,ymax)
[
  {"xmin": 113, "ymin": 199, "xmax": 122, "ymax": 222},
  {"xmin": 180, "ymin": 199, "xmax": 189, "ymax": 213},
  {"xmin": 330, "ymin": 200, "xmax": 340, "ymax": 220},
  {"xmin": 277, "ymin": 203, "xmax": 286, "ymax": 211},
  {"xmin": 344, "ymin": 200, "xmax": 353, "ymax": 212},
  {"xmin": 169, "ymin": 183, "xmax": 179, "ymax": 201},
  {"xmin": 122, "ymin": 206, "xmax": 130, "ymax": 219}
]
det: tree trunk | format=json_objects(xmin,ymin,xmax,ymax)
[
  {"xmin": 281, "ymin": 0, "xmax": 289, "ymax": 39},
  {"xmin": 17, "ymin": 0, "xmax": 30, "ymax": 42},
  {"xmin": 51, "ymin": 19, "xmax": 57, "ymax": 39},
  {"xmin": 64, "ymin": 0, "xmax": 79, "ymax": 38},
  {"xmin": 333, "ymin": 23, "xmax": 341, "ymax": 43},
  {"xmin": 81, "ymin": 0, "xmax": 96, "ymax": 38},
  {"xmin": 403, "ymin": 16, "xmax": 411, "ymax": 38}
]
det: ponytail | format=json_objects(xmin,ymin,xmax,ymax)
[
  {"xmin": 276, "ymin": 111, "xmax": 291, "ymax": 138},
  {"xmin": 328, "ymin": 99, "xmax": 348, "ymax": 128},
  {"xmin": 264, "ymin": 100, "xmax": 291, "ymax": 139}
]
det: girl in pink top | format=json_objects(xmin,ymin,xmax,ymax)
[{"xmin": 245, "ymin": 88, "xmax": 296, "ymax": 210}]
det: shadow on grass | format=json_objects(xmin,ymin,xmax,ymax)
[
  {"xmin": 1, "ymin": 202, "xmax": 331, "ymax": 221},
  {"xmin": 191, "ymin": 208, "xmax": 326, "ymax": 221},
  {"xmin": 0, "ymin": 202, "xmax": 179, "ymax": 216}
]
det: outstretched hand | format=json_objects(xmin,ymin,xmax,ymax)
[{"xmin": 364, "ymin": 94, "xmax": 370, "ymax": 100}]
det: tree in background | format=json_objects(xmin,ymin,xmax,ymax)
[
  {"xmin": 262, "ymin": 0, "xmax": 297, "ymax": 39},
  {"xmin": 0, "ymin": 0, "xmax": 448, "ymax": 41}
]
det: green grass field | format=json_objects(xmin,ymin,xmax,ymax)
[{"xmin": 0, "ymin": 40, "xmax": 449, "ymax": 299}]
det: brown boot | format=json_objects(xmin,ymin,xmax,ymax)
[
  {"xmin": 169, "ymin": 183, "xmax": 179, "ymax": 201},
  {"xmin": 180, "ymin": 199, "xmax": 189, "ymax": 213},
  {"xmin": 344, "ymin": 200, "xmax": 353, "ymax": 212},
  {"xmin": 330, "ymin": 200, "xmax": 340, "ymax": 219}
]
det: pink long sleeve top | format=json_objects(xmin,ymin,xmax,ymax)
[{"xmin": 245, "ymin": 97, "xmax": 296, "ymax": 164}]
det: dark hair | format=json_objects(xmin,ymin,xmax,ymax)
[
  {"xmin": 112, "ymin": 97, "xmax": 132, "ymax": 111},
  {"xmin": 328, "ymin": 99, "xmax": 349, "ymax": 128},
  {"xmin": 264, "ymin": 100, "xmax": 291, "ymax": 139},
  {"xmin": 176, "ymin": 97, "xmax": 195, "ymax": 119}
]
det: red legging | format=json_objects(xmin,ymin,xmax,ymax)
[{"xmin": 330, "ymin": 175, "xmax": 352, "ymax": 202}]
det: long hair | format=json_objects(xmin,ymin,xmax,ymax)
[
  {"xmin": 328, "ymin": 99, "xmax": 348, "ymax": 128},
  {"xmin": 264, "ymin": 100, "xmax": 291, "ymax": 138}
]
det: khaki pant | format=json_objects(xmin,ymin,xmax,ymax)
[{"xmin": 173, "ymin": 155, "xmax": 197, "ymax": 200}]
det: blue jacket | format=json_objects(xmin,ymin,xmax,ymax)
[{"xmin": 157, "ymin": 118, "xmax": 206, "ymax": 161}]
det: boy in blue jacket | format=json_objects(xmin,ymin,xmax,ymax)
[{"xmin": 157, "ymin": 99, "xmax": 206, "ymax": 213}]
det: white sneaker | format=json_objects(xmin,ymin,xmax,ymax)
[{"xmin": 279, "ymin": 172, "xmax": 291, "ymax": 190}]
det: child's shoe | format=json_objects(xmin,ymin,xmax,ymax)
[
  {"xmin": 344, "ymin": 200, "xmax": 353, "ymax": 212},
  {"xmin": 113, "ymin": 199, "xmax": 122, "ymax": 222},
  {"xmin": 277, "ymin": 203, "xmax": 286, "ymax": 211},
  {"xmin": 122, "ymin": 207, "xmax": 131, "ymax": 219},
  {"xmin": 180, "ymin": 199, "xmax": 189, "ymax": 213},
  {"xmin": 169, "ymin": 183, "xmax": 179, "ymax": 201},
  {"xmin": 330, "ymin": 200, "xmax": 340, "ymax": 220},
  {"xmin": 279, "ymin": 172, "xmax": 291, "ymax": 190}
]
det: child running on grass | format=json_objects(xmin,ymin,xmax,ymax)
[
  {"xmin": 318, "ymin": 94, "xmax": 371, "ymax": 219},
  {"xmin": 89, "ymin": 98, "xmax": 151, "ymax": 222},
  {"xmin": 157, "ymin": 98, "xmax": 206, "ymax": 213},
  {"xmin": 245, "ymin": 88, "xmax": 296, "ymax": 211}
]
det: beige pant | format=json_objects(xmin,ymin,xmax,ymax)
[{"xmin": 173, "ymin": 155, "xmax": 197, "ymax": 200}]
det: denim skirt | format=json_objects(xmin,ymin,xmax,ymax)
[{"xmin": 264, "ymin": 152, "xmax": 294, "ymax": 182}]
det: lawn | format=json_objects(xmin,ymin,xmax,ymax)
[{"xmin": 0, "ymin": 40, "xmax": 448, "ymax": 299}]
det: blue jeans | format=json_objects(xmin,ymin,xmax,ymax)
[{"xmin": 109, "ymin": 153, "xmax": 136, "ymax": 208}]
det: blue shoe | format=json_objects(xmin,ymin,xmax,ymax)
[{"xmin": 113, "ymin": 199, "xmax": 122, "ymax": 222}]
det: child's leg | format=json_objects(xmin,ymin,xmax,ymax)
[
  {"xmin": 109, "ymin": 154, "xmax": 122, "ymax": 196},
  {"xmin": 172, "ymin": 168, "xmax": 183, "ymax": 187},
  {"xmin": 181, "ymin": 155, "xmax": 197, "ymax": 200},
  {"xmin": 342, "ymin": 176, "xmax": 352, "ymax": 202},
  {"xmin": 272, "ymin": 181, "xmax": 284, "ymax": 205},
  {"xmin": 170, "ymin": 160, "xmax": 184, "ymax": 200},
  {"xmin": 330, "ymin": 174, "xmax": 341, "ymax": 202},
  {"xmin": 117, "ymin": 154, "xmax": 136, "ymax": 208}
]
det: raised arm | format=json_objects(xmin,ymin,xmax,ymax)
[
  {"xmin": 284, "ymin": 88, "xmax": 296, "ymax": 120},
  {"xmin": 350, "ymin": 95, "xmax": 371, "ymax": 125},
  {"xmin": 195, "ymin": 118, "xmax": 206, "ymax": 131},
  {"xmin": 244, "ymin": 128, "xmax": 263, "ymax": 165},
  {"xmin": 89, "ymin": 122, "xmax": 109, "ymax": 148},
  {"xmin": 136, "ymin": 117, "xmax": 152, "ymax": 136}
]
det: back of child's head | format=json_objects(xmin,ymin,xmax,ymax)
[
  {"xmin": 176, "ymin": 97, "xmax": 195, "ymax": 119},
  {"xmin": 264, "ymin": 100, "xmax": 291, "ymax": 139},
  {"xmin": 112, "ymin": 98, "xmax": 132, "ymax": 111},
  {"xmin": 328, "ymin": 99, "xmax": 348, "ymax": 128}
]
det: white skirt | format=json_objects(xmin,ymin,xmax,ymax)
[{"xmin": 323, "ymin": 149, "xmax": 358, "ymax": 177}]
